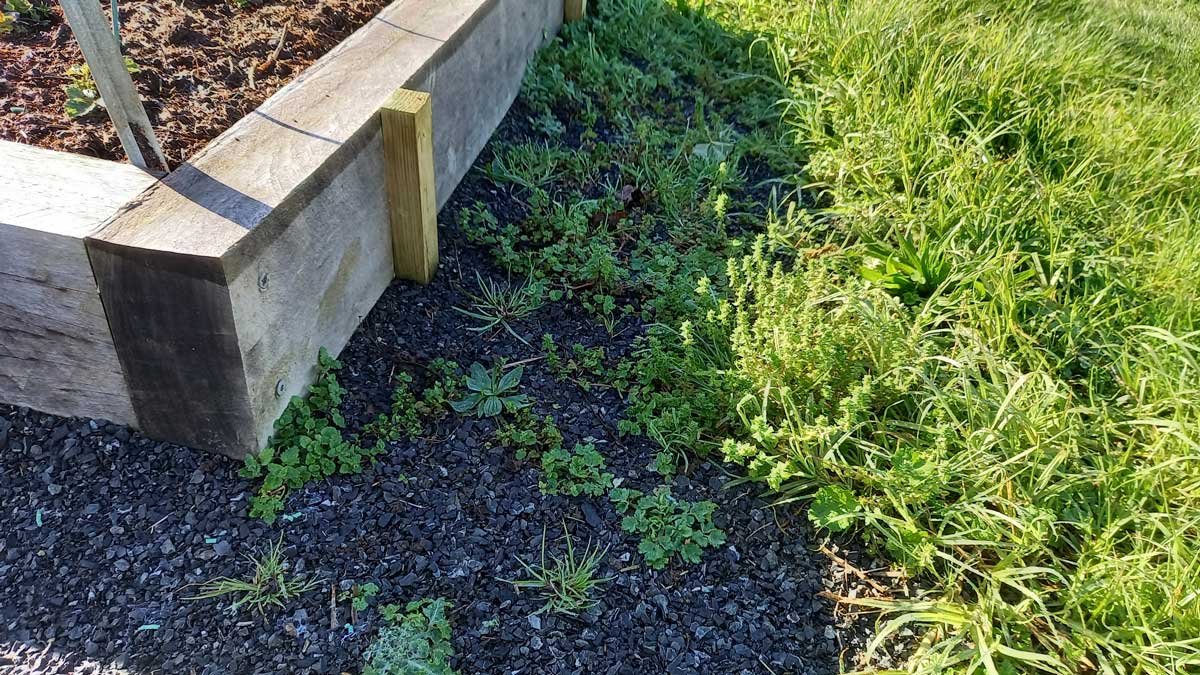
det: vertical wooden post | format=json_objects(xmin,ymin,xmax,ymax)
[
  {"xmin": 564, "ymin": 0, "xmax": 586, "ymax": 22},
  {"xmin": 60, "ymin": 0, "xmax": 168, "ymax": 174},
  {"xmin": 381, "ymin": 88, "xmax": 438, "ymax": 284}
]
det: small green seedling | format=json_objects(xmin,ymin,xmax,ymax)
[
  {"xmin": 364, "ymin": 598, "xmax": 456, "ymax": 675},
  {"xmin": 495, "ymin": 408, "xmax": 563, "ymax": 460},
  {"xmin": 450, "ymin": 362, "xmax": 529, "ymax": 418},
  {"xmin": 349, "ymin": 581, "xmax": 380, "ymax": 612},
  {"xmin": 611, "ymin": 486, "xmax": 726, "ymax": 569},
  {"xmin": 63, "ymin": 57, "xmax": 140, "ymax": 119},
  {"xmin": 364, "ymin": 373, "xmax": 422, "ymax": 442}
]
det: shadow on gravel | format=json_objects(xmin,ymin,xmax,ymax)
[{"xmin": 0, "ymin": 2, "xmax": 872, "ymax": 674}]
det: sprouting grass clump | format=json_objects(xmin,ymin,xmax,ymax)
[
  {"xmin": 363, "ymin": 598, "xmax": 457, "ymax": 675},
  {"xmin": 506, "ymin": 525, "xmax": 612, "ymax": 616},
  {"xmin": 454, "ymin": 272, "xmax": 546, "ymax": 345},
  {"xmin": 241, "ymin": 348, "xmax": 384, "ymax": 523},
  {"xmin": 187, "ymin": 536, "xmax": 318, "ymax": 615}
]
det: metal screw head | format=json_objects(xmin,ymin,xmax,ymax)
[
  {"xmin": 258, "ymin": 272, "xmax": 270, "ymax": 291},
  {"xmin": 275, "ymin": 379, "xmax": 286, "ymax": 398}
]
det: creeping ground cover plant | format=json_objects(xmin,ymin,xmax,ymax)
[{"xmin": 240, "ymin": 349, "xmax": 384, "ymax": 523}]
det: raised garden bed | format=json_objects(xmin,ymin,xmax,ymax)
[
  {"xmin": 0, "ymin": 0, "xmax": 564, "ymax": 456},
  {"xmin": 0, "ymin": 0, "xmax": 393, "ymax": 163}
]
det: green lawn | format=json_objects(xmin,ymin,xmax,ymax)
[{"xmin": 452, "ymin": 0, "xmax": 1200, "ymax": 671}]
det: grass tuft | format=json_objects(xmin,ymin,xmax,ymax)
[
  {"xmin": 505, "ymin": 524, "xmax": 613, "ymax": 616},
  {"xmin": 186, "ymin": 536, "xmax": 318, "ymax": 615}
]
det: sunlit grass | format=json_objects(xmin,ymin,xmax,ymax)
[
  {"xmin": 481, "ymin": 0, "xmax": 1200, "ymax": 670},
  {"xmin": 557, "ymin": 0, "xmax": 1200, "ymax": 671},
  {"xmin": 689, "ymin": 0, "xmax": 1200, "ymax": 671}
]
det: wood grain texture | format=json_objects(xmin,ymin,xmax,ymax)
[
  {"xmin": 86, "ymin": 241, "xmax": 257, "ymax": 456},
  {"xmin": 564, "ymin": 0, "xmax": 586, "ymax": 22},
  {"xmin": 225, "ymin": 130, "xmax": 395, "ymax": 451},
  {"xmin": 0, "ymin": 142, "xmax": 154, "ymax": 424},
  {"xmin": 90, "ymin": 0, "xmax": 495, "ymax": 260},
  {"xmin": 382, "ymin": 89, "xmax": 438, "ymax": 284},
  {"xmin": 58, "ymin": 0, "xmax": 167, "ymax": 173},
  {"xmin": 411, "ymin": 0, "xmax": 561, "ymax": 208},
  {"xmin": 219, "ymin": 0, "xmax": 564, "ymax": 454},
  {"xmin": 0, "ymin": 224, "xmax": 137, "ymax": 424},
  {"xmin": 0, "ymin": 140, "xmax": 157, "ymax": 237}
]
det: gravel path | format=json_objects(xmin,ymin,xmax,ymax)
[{"xmin": 0, "ymin": 96, "xmax": 875, "ymax": 675}]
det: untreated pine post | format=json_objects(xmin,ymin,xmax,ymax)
[
  {"xmin": 59, "ymin": 0, "xmax": 168, "ymax": 174},
  {"xmin": 381, "ymin": 89, "xmax": 438, "ymax": 284},
  {"xmin": 564, "ymin": 0, "xmax": 586, "ymax": 22}
]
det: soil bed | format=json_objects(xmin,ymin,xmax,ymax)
[{"xmin": 0, "ymin": 0, "xmax": 390, "ymax": 163}]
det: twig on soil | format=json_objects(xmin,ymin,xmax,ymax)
[
  {"xmin": 820, "ymin": 544, "xmax": 889, "ymax": 595},
  {"xmin": 260, "ymin": 19, "xmax": 293, "ymax": 74},
  {"xmin": 247, "ymin": 18, "xmax": 292, "ymax": 86}
]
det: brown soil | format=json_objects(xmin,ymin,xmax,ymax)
[{"xmin": 0, "ymin": 0, "xmax": 392, "ymax": 165}]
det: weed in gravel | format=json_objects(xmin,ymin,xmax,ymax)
[
  {"xmin": 364, "ymin": 598, "xmax": 456, "ymax": 675},
  {"xmin": 450, "ymin": 362, "xmax": 529, "ymax": 418},
  {"xmin": 186, "ymin": 536, "xmax": 318, "ymax": 615},
  {"xmin": 610, "ymin": 486, "xmax": 725, "ymax": 570},
  {"xmin": 454, "ymin": 272, "xmax": 546, "ymax": 346},
  {"xmin": 364, "ymin": 361, "xmax": 464, "ymax": 444},
  {"xmin": 457, "ymin": 193, "xmax": 634, "ymax": 324},
  {"xmin": 539, "ymin": 442, "xmax": 614, "ymax": 498},
  {"xmin": 363, "ymin": 373, "xmax": 422, "ymax": 443},
  {"xmin": 343, "ymin": 581, "xmax": 380, "ymax": 627},
  {"xmin": 541, "ymin": 334, "xmax": 610, "ymax": 391},
  {"xmin": 416, "ymin": 358, "xmax": 463, "ymax": 416},
  {"xmin": 347, "ymin": 581, "xmax": 380, "ymax": 612},
  {"xmin": 240, "ymin": 348, "xmax": 384, "ymax": 523},
  {"xmin": 505, "ymin": 524, "xmax": 613, "ymax": 616},
  {"xmin": 495, "ymin": 408, "xmax": 563, "ymax": 461}
]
